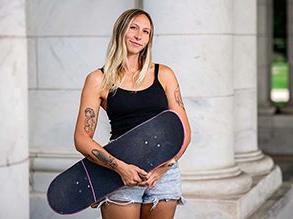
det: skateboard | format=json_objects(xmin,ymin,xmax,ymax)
[{"xmin": 47, "ymin": 110, "xmax": 185, "ymax": 214}]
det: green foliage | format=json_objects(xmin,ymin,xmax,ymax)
[{"xmin": 271, "ymin": 58, "xmax": 288, "ymax": 89}]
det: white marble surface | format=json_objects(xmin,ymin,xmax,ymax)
[
  {"xmin": 233, "ymin": 35, "xmax": 257, "ymax": 89},
  {"xmin": 182, "ymin": 172, "xmax": 252, "ymax": 197},
  {"xmin": 250, "ymin": 183, "xmax": 293, "ymax": 219},
  {"xmin": 148, "ymin": 0, "xmax": 254, "ymax": 199},
  {"xmin": 153, "ymin": 34, "xmax": 233, "ymax": 97},
  {"xmin": 30, "ymin": 193, "xmax": 101, "ymax": 219},
  {"xmin": 257, "ymin": 0, "xmax": 273, "ymax": 107},
  {"xmin": 233, "ymin": 0, "xmax": 257, "ymax": 34},
  {"xmin": 28, "ymin": 38, "xmax": 37, "ymax": 89},
  {"xmin": 37, "ymin": 37, "xmax": 108, "ymax": 89},
  {"xmin": 234, "ymin": 89, "xmax": 257, "ymax": 153},
  {"xmin": 257, "ymin": 36, "xmax": 270, "ymax": 67},
  {"xmin": 26, "ymin": 0, "xmax": 136, "ymax": 36},
  {"xmin": 29, "ymin": 90, "xmax": 111, "ymax": 149},
  {"xmin": 0, "ymin": 0, "xmax": 26, "ymax": 36},
  {"xmin": 144, "ymin": 0, "xmax": 233, "ymax": 34},
  {"xmin": 0, "ymin": 2, "xmax": 29, "ymax": 218},
  {"xmin": 232, "ymin": 0, "xmax": 272, "ymax": 176},
  {"xmin": 0, "ymin": 161, "xmax": 29, "ymax": 219},
  {"xmin": 0, "ymin": 38, "xmax": 28, "ymax": 165},
  {"xmin": 175, "ymin": 166, "xmax": 282, "ymax": 219},
  {"xmin": 257, "ymin": 3, "xmax": 268, "ymax": 36},
  {"xmin": 181, "ymin": 97, "xmax": 235, "ymax": 171},
  {"xmin": 237, "ymin": 154, "xmax": 274, "ymax": 176},
  {"xmin": 31, "ymin": 171, "xmax": 61, "ymax": 193},
  {"xmin": 239, "ymin": 166, "xmax": 282, "ymax": 218},
  {"xmin": 257, "ymin": 62, "xmax": 271, "ymax": 106}
]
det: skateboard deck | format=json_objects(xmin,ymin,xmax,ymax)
[{"xmin": 47, "ymin": 110, "xmax": 185, "ymax": 214}]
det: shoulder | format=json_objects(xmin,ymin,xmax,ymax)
[
  {"xmin": 157, "ymin": 64, "xmax": 178, "ymax": 90},
  {"xmin": 84, "ymin": 68, "xmax": 104, "ymax": 90}
]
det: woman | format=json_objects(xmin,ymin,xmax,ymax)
[{"xmin": 74, "ymin": 9, "xmax": 191, "ymax": 219}]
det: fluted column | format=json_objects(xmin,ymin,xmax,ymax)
[
  {"xmin": 0, "ymin": 1, "xmax": 29, "ymax": 219},
  {"xmin": 257, "ymin": 0, "xmax": 275, "ymax": 114},
  {"xmin": 144, "ymin": 0, "xmax": 252, "ymax": 197},
  {"xmin": 234, "ymin": 0, "xmax": 274, "ymax": 175}
]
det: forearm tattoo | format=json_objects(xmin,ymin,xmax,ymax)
[
  {"xmin": 174, "ymin": 84, "xmax": 185, "ymax": 110},
  {"xmin": 91, "ymin": 149, "xmax": 118, "ymax": 169},
  {"xmin": 84, "ymin": 107, "xmax": 96, "ymax": 134},
  {"xmin": 85, "ymin": 154, "xmax": 96, "ymax": 163}
]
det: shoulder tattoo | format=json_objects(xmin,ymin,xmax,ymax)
[{"xmin": 174, "ymin": 84, "xmax": 185, "ymax": 110}]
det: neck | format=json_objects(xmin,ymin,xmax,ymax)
[{"xmin": 125, "ymin": 53, "xmax": 140, "ymax": 74}]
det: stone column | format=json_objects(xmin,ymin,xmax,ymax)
[
  {"xmin": 257, "ymin": 0, "xmax": 275, "ymax": 114},
  {"xmin": 0, "ymin": 1, "xmax": 29, "ymax": 219},
  {"xmin": 144, "ymin": 1, "xmax": 283, "ymax": 218},
  {"xmin": 144, "ymin": 0, "xmax": 252, "ymax": 197},
  {"xmin": 234, "ymin": 0, "xmax": 274, "ymax": 175},
  {"xmin": 283, "ymin": 0, "xmax": 293, "ymax": 113},
  {"xmin": 27, "ymin": 1, "xmax": 136, "ymax": 218}
]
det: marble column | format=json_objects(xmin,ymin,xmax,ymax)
[
  {"xmin": 257, "ymin": 0, "xmax": 276, "ymax": 114},
  {"xmin": 282, "ymin": 0, "xmax": 293, "ymax": 113},
  {"xmin": 234, "ymin": 0, "xmax": 274, "ymax": 175},
  {"xmin": 28, "ymin": 1, "xmax": 137, "ymax": 218},
  {"xmin": 0, "ymin": 1, "xmax": 29, "ymax": 219},
  {"xmin": 144, "ymin": 0, "xmax": 252, "ymax": 197}
]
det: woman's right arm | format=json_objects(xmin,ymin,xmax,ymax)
[{"xmin": 74, "ymin": 70, "xmax": 147, "ymax": 185}]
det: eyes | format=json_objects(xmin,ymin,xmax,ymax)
[{"xmin": 130, "ymin": 26, "xmax": 150, "ymax": 35}]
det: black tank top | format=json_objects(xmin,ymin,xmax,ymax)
[{"xmin": 101, "ymin": 64, "xmax": 168, "ymax": 140}]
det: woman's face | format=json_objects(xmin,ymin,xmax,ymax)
[{"xmin": 124, "ymin": 14, "xmax": 151, "ymax": 55}]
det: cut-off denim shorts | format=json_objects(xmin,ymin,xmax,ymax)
[{"xmin": 97, "ymin": 161, "xmax": 185, "ymax": 210}]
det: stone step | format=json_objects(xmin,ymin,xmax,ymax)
[{"xmin": 249, "ymin": 182, "xmax": 293, "ymax": 219}]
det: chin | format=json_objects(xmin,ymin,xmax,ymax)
[{"xmin": 128, "ymin": 48, "xmax": 143, "ymax": 55}]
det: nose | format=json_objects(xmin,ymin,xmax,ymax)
[{"xmin": 134, "ymin": 30, "xmax": 142, "ymax": 40}]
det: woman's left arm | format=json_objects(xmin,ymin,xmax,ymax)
[
  {"xmin": 162, "ymin": 64, "xmax": 191, "ymax": 162},
  {"xmin": 139, "ymin": 64, "xmax": 191, "ymax": 188}
]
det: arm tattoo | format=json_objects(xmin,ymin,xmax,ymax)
[
  {"xmin": 91, "ymin": 149, "xmax": 118, "ymax": 169},
  {"xmin": 174, "ymin": 84, "xmax": 185, "ymax": 110},
  {"xmin": 84, "ymin": 107, "xmax": 96, "ymax": 134},
  {"xmin": 85, "ymin": 154, "xmax": 96, "ymax": 163}
]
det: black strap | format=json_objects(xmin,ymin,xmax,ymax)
[
  {"xmin": 154, "ymin": 63, "xmax": 159, "ymax": 80},
  {"xmin": 100, "ymin": 64, "xmax": 158, "ymax": 77}
]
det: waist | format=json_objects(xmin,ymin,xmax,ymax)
[{"xmin": 109, "ymin": 109, "xmax": 167, "ymax": 140}]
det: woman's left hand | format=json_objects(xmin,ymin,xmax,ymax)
[{"xmin": 138, "ymin": 159, "xmax": 176, "ymax": 188}]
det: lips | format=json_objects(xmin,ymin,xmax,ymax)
[{"xmin": 130, "ymin": 40, "xmax": 142, "ymax": 47}]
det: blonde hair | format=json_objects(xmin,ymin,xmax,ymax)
[{"xmin": 102, "ymin": 9, "xmax": 154, "ymax": 92}]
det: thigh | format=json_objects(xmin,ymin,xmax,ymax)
[
  {"xmin": 101, "ymin": 202, "xmax": 141, "ymax": 219},
  {"xmin": 140, "ymin": 200, "xmax": 177, "ymax": 219}
]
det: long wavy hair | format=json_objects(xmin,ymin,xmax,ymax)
[{"xmin": 102, "ymin": 9, "xmax": 154, "ymax": 92}]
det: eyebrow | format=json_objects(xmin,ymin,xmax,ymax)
[{"xmin": 131, "ymin": 23, "xmax": 151, "ymax": 31}]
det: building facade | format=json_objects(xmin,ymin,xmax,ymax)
[{"xmin": 1, "ymin": 0, "xmax": 293, "ymax": 218}]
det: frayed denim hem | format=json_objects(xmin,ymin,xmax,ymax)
[
  {"xmin": 92, "ymin": 195, "xmax": 186, "ymax": 210},
  {"xmin": 94, "ymin": 197, "xmax": 136, "ymax": 208},
  {"xmin": 143, "ymin": 195, "xmax": 186, "ymax": 211}
]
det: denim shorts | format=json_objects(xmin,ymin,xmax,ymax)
[{"xmin": 97, "ymin": 161, "xmax": 185, "ymax": 210}]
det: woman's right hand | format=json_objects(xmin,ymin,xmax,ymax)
[{"xmin": 115, "ymin": 161, "xmax": 148, "ymax": 186}]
